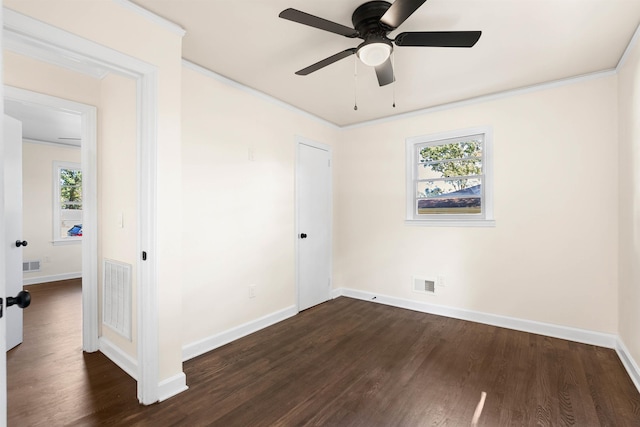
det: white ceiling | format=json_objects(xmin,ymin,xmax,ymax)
[
  {"xmin": 133, "ymin": 0, "xmax": 640, "ymax": 126},
  {"xmin": 4, "ymin": 99, "xmax": 82, "ymax": 146}
]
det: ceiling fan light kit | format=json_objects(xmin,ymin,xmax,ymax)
[
  {"xmin": 279, "ymin": 0, "xmax": 481, "ymax": 88},
  {"xmin": 357, "ymin": 40, "xmax": 392, "ymax": 67}
]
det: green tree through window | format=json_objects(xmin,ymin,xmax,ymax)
[
  {"xmin": 60, "ymin": 168, "xmax": 82, "ymax": 210},
  {"xmin": 419, "ymin": 140, "xmax": 482, "ymax": 192}
]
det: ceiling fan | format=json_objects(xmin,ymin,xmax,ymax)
[{"xmin": 279, "ymin": 0, "xmax": 481, "ymax": 86}]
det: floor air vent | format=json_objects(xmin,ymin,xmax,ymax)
[
  {"xmin": 413, "ymin": 277, "xmax": 436, "ymax": 294},
  {"xmin": 103, "ymin": 259, "xmax": 132, "ymax": 340},
  {"xmin": 23, "ymin": 260, "xmax": 41, "ymax": 272}
]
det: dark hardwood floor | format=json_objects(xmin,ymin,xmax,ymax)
[{"xmin": 8, "ymin": 280, "xmax": 640, "ymax": 426}]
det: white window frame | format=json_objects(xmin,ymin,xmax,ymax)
[
  {"xmin": 405, "ymin": 126, "xmax": 495, "ymax": 227},
  {"xmin": 53, "ymin": 160, "xmax": 83, "ymax": 245}
]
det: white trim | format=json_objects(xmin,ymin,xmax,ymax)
[
  {"xmin": 4, "ymin": 8, "xmax": 165, "ymax": 405},
  {"xmin": 1, "ymin": 13, "xmax": 8, "ymax": 418},
  {"xmin": 136, "ymin": 68, "xmax": 160, "ymax": 406},
  {"xmin": 158, "ymin": 373, "xmax": 189, "ymax": 402},
  {"xmin": 182, "ymin": 305, "xmax": 297, "ymax": 361},
  {"xmin": 3, "ymin": 32, "xmax": 109, "ymax": 79},
  {"xmin": 112, "ymin": 0, "xmax": 186, "ymax": 37},
  {"xmin": 615, "ymin": 338, "xmax": 640, "ymax": 394},
  {"xmin": 23, "ymin": 272, "xmax": 82, "ymax": 286},
  {"xmin": 616, "ymin": 23, "xmax": 640, "ymax": 71},
  {"xmin": 4, "ymin": 86, "xmax": 99, "ymax": 354},
  {"xmin": 52, "ymin": 238, "xmax": 82, "ymax": 246},
  {"xmin": 182, "ymin": 59, "xmax": 339, "ymax": 130},
  {"xmin": 404, "ymin": 219, "xmax": 496, "ymax": 227},
  {"xmin": 99, "ymin": 336, "xmax": 138, "ymax": 380},
  {"xmin": 22, "ymin": 138, "xmax": 81, "ymax": 149},
  {"xmin": 334, "ymin": 288, "xmax": 617, "ymax": 349}
]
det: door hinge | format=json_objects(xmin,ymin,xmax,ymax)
[
  {"xmin": 142, "ymin": 251, "xmax": 147, "ymax": 261},
  {"xmin": 0, "ymin": 298, "xmax": 3, "ymax": 318}
]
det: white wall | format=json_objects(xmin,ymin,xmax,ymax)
[
  {"xmin": 618, "ymin": 35, "xmax": 640, "ymax": 367},
  {"xmin": 22, "ymin": 141, "xmax": 82, "ymax": 283},
  {"xmin": 334, "ymin": 75, "xmax": 619, "ymax": 334},
  {"xmin": 180, "ymin": 64, "xmax": 340, "ymax": 347}
]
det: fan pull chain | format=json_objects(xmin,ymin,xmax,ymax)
[
  {"xmin": 354, "ymin": 56, "xmax": 358, "ymax": 111},
  {"xmin": 392, "ymin": 52, "xmax": 396, "ymax": 108}
]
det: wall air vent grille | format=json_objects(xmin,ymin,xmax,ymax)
[
  {"xmin": 22, "ymin": 260, "xmax": 41, "ymax": 272},
  {"xmin": 413, "ymin": 277, "xmax": 436, "ymax": 294},
  {"xmin": 103, "ymin": 259, "xmax": 132, "ymax": 340}
]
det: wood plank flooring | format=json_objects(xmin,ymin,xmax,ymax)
[{"xmin": 8, "ymin": 280, "xmax": 640, "ymax": 426}]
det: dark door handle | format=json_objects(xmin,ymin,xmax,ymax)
[
  {"xmin": 15, "ymin": 240, "xmax": 28, "ymax": 247},
  {"xmin": 0, "ymin": 290, "xmax": 31, "ymax": 318},
  {"xmin": 7, "ymin": 290, "xmax": 31, "ymax": 309},
  {"xmin": 300, "ymin": 233, "xmax": 307, "ymax": 239}
]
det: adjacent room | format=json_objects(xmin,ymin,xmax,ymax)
[{"xmin": 2, "ymin": 0, "xmax": 640, "ymax": 425}]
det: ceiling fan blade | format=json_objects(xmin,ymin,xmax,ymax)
[
  {"xmin": 380, "ymin": 0, "xmax": 428, "ymax": 29},
  {"xmin": 279, "ymin": 8, "xmax": 359, "ymax": 38},
  {"xmin": 375, "ymin": 58, "xmax": 395, "ymax": 86},
  {"xmin": 395, "ymin": 31, "xmax": 482, "ymax": 47},
  {"xmin": 295, "ymin": 48, "xmax": 357, "ymax": 76}
]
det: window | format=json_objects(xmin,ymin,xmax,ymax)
[
  {"xmin": 53, "ymin": 161, "xmax": 83, "ymax": 244},
  {"xmin": 406, "ymin": 127, "xmax": 494, "ymax": 226}
]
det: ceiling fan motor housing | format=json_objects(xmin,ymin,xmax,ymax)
[
  {"xmin": 352, "ymin": 1, "xmax": 394, "ymax": 36},
  {"xmin": 353, "ymin": 1, "xmax": 394, "ymax": 66}
]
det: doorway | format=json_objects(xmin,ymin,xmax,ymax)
[
  {"xmin": 3, "ymin": 7, "xmax": 162, "ymax": 405},
  {"xmin": 5, "ymin": 87, "xmax": 98, "ymax": 352},
  {"xmin": 295, "ymin": 137, "xmax": 333, "ymax": 311}
]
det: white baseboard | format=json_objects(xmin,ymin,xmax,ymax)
[
  {"xmin": 182, "ymin": 305, "xmax": 298, "ymax": 361},
  {"xmin": 158, "ymin": 372, "xmax": 188, "ymax": 402},
  {"xmin": 99, "ymin": 336, "xmax": 138, "ymax": 380},
  {"xmin": 615, "ymin": 338, "xmax": 640, "ymax": 394},
  {"xmin": 334, "ymin": 288, "xmax": 618, "ymax": 349},
  {"xmin": 23, "ymin": 272, "xmax": 82, "ymax": 286}
]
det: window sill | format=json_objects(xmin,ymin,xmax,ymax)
[
  {"xmin": 405, "ymin": 219, "xmax": 496, "ymax": 227},
  {"xmin": 52, "ymin": 238, "xmax": 82, "ymax": 246}
]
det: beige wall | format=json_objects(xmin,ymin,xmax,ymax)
[
  {"xmin": 334, "ymin": 75, "xmax": 619, "ymax": 334},
  {"xmin": 618, "ymin": 37, "xmax": 640, "ymax": 365},
  {"xmin": 180, "ymin": 65, "xmax": 340, "ymax": 345},
  {"xmin": 22, "ymin": 142, "xmax": 82, "ymax": 281},
  {"xmin": 98, "ymin": 73, "xmax": 138, "ymax": 357},
  {"xmin": 5, "ymin": 0, "xmax": 185, "ymax": 381}
]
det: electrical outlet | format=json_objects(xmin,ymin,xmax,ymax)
[
  {"xmin": 44, "ymin": 256, "xmax": 51, "ymax": 263},
  {"xmin": 249, "ymin": 284, "xmax": 257, "ymax": 298},
  {"xmin": 437, "ymin": 275, "xmax": 446, "ymax": 287}
]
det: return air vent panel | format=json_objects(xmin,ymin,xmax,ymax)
[
  {"xmin": 23, "ymin": 260, "xmax": 41, "ymax": 272},
  {"xmin": 103, "ymin": 259, "xmax": 132, "ymax": 340},
  {"xmin": 413, "ymin": 277, "xmax": 436, "ymax": 294}
]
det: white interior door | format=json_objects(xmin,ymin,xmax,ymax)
[
  {"xmin": 4, "ymin": 115, "xmax": 24, "ymax": 351},
  {"xmin": 296, "ymin": 140, "xmax": 332, "ymax": 311},
  {"xmin": 1, "ymin": 116, "xmax": 11, "ymax": 426}
]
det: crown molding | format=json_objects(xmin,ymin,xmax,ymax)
[{"xmin": 112, "ymin": 0, "xmax": 186, "ymax": 37}]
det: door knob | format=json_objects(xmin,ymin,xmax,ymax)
[
  {"xmin": 15, "ymin": 240, "xmax": 28, "ymax": 247},
  {"xmin": 7, "ymin": 290, "xmax": 31, "ymax": 309},
  {"xmin": 0, "ymin": 290, "xmax": 31, "ymax": 318},
  {"xmin": 300, "ymin": 233, "xmax": 307, "ymax": 239}
]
